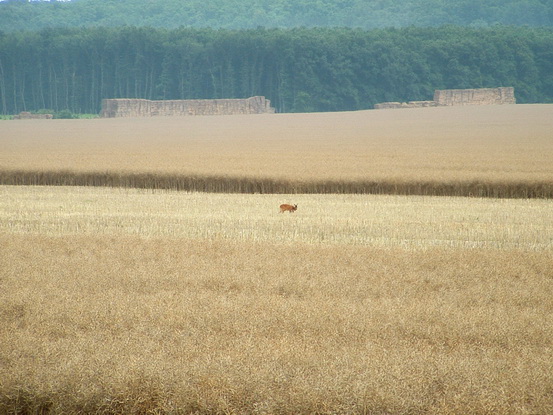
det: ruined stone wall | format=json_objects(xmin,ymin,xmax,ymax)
[
  {"xmin": 100, "ymin": 96, "xmax": 275, "ymax": 117},
  {"xmin": 374, "ymin": 101, "xmax": 437, "ymax": 110},
  {"xmin": 13, "ymin": 111, "xmax": 53, "ymax": 119},
  {"xmin": 434, "ymin": 87, "xmax": 516, "ymax": 106},
  {"xmin": 375, "ymin": 87, "xmax": 516, "ymax": 109}
]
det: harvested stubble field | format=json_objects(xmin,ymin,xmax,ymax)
[
  {"xmin": 1, "ymin": 104, "xmax": 553, "ymax": 197},
  {"xmin": 1, "ymin": 105, "xmax": 553, "ymax": 414},
  {"xmin": 1, "ymin": 186, "xmax": 553, "ymax": 414},
  {"xmin": 2, "ymin": 186, "xmax": 553, "ymax": 249}
]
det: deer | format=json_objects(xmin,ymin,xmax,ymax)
[{"xmin": 279, "ymin": 204, "xmax": 297, "ymax": 213}]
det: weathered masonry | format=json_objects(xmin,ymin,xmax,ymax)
[
  {"xmin": 374, "ymin": 87, "xmax": 516, "ymax": 109},
  {"xmin": 434, "ymin": 87, "xmax": 516, "ymax": 106},
  {"xmin": 13, "ymin": 111, "xmax": 53, "ymax": 120},
  {"xmin": 100, "ymin": 96, "xmax": 275, "ymax": 117}
]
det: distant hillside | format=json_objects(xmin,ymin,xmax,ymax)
[{"xmin": 1, "ymin": 0, "xmax": 552, "ymax": 32}]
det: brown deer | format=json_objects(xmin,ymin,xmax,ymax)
[{"xmin": 279, "ymin": 204, "xmax": 297, "ymax": 213}]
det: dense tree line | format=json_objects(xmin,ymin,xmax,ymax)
[
  {"xmin": 0, "ymin": 0, "xmax": 552, "ymax": 32},
  {"xmin": 1, "ymin": 26, "xmax": 552, "ymax": 114}
]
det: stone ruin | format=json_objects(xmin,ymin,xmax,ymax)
[
  {"xmin": 374, "ymin": 100, "xmax": 438, "ymax": 110},
  {"xmin": 374, "ymin": 87, "xmax": 516, "ymax": 109},
  {"xmin": 13, "ymin": 111, "xmax": 53, "ymax": 119},
  {"xmin": 434, "ymin": 87, "xmax": 516, "ymax": 106},
  {"xmin": 100, "ymin": 96, "xmax": 275, "ymax": 118}
]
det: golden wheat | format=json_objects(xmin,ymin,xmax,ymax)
[
  {"xmin": 2, "ymin": 104, "xmax": 553, "ymax": 413},
  {"xmin": 2, "ymin": 105, "xmax": 553, "ymax": 197},
  {"xmin": 2, "ymin": 186, "xmax": 552, "ymax": 413}
]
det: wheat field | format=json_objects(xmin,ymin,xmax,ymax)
[
  {"xmin": 2, "ymin": 186, "xmax": 552, "ymax": 249},
  {"xmin": 2, "ymin": 185, "xmax": 553, "ymax": 414},
  {"xmin": 2, "ymin": 105, "xmax": 553, "ymax": 414},
  {"xmin": 2, "ymin": 104, "xmax": 553, "ymax": 196}
]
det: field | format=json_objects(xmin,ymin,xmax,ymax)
[
  {"xmin": 2, "ymin": 186, "xmax": 552, "ymax": 249},
  {"xmin": 1, "ymin": 105, "xmax": 553, "ymax": 414},
  {"xmin": 2, "ymin": 104, "xmax": 553, "ymax": 196}
]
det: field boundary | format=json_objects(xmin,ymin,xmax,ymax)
[{"xmin": 1, "ymin": 169, "xmax": 552, "ymax": 198}]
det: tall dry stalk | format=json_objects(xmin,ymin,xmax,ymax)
[{"xmin": 2, "ymin": 169, "xmax": 552, "ymax": 197}]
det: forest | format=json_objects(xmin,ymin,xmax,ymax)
[
  {"xmin": 1, "ymin": 0, "xmax": 552, "ymax": 32},
  {"xmin": 1, "ymin": 26, "xmax": 553, "ymax": 115}
]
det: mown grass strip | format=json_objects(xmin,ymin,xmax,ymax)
[{"xmin": 1, "ymin": 169, "xmax": 552, "ymax": 198}]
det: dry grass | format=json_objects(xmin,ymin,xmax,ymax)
[
  {"xmin": 1, "ymin": 186, "xmax": 553, "ymax": 414},
  {"xmin": 1, "ymin": 235, "xmax": 552, "ymax": 415},
  {"xmin": 2, "ymin": 104, "xmax": 553, "ymax": 197},
  {"xmin": 2, "ymin": 105, "xmax": 553, "ymax": 413},
  {"xmin": 2, "ymin": 186, "xmax": 552, "ymax": 249}
]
